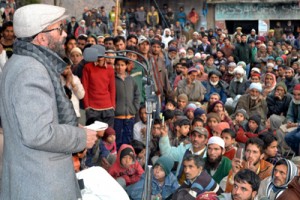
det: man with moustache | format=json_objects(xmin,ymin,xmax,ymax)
[
  {"xmin": 266, "ymin": 82, "xmax": 292, "ymax": 117},
  {"xmin": 284, "ymin": 67, "xmax": 299, "ymax": 93},
  {"xmin": 235, "ymin": 82, "xmax": 268, "ymax": 123},
  {"xmin": 204, "ymin": 136, "xmax": 232, "ymax": 184},
  {"xmin": 285, "ymin": 84, "xmax": 300, "ymax": 155},
  {"xmin": 0, "ymin": 4, "xmax": 98, "ymax": 199},
  {"xmin": 172, "ymin": 154, "xmax": 222, "ymax": 200},
  {"xmin": 257, "ymin": 158, "xmax": 298, "ymax": 199},
  {"xmin": 217, "ymin": 169, "xmax": 261, "ymax": 200},
  {"xmin": 159, "ymin": 127, "xmax": 208, "ymax": 184},
  {"xmin": 224, "ymin": 138, "xmax": 273, "ymax": 193}
]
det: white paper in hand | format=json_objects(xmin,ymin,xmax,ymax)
[{"xmin": 84, "ymin": 121, "xmax": 108, "ymax": 131}]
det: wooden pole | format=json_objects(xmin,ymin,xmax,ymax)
[{"xmin": 113, "ymin": 0, "xmax": 119, "ymax": 36}]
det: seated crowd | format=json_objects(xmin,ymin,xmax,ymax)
[{"xmin": 3, "ymin": 4, "xmax": 300, "ymax": 200}]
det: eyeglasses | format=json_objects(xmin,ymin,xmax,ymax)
[{"xmin": 41, "ymin": 24, "xmax": 64, "ymax": 35}]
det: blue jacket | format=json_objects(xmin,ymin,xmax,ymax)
[
  {"xmin": 127, "ymin": 172, "xmax": 179, "ymax": 200},
  {"xmin": 202, "ymin": 81, "xmax": 227, "ymax": 104}
]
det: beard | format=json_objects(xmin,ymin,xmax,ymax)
[
  {"xmin": 205, "ymin": 154, "xmax": 222, "ymax": 170},
  {"xmin": 176, "ymin": 70, "xmax": 182, "ymax": 75},
  {"xmin": 47, "ymin": 35, "xmax": 66, "ymax": 58}
]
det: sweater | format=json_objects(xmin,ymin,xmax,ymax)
[
  {"xmin": 204, "ymin": 157, "xmax": 232, "ymax": 184},
  {"xmin": 225, "ymin": 159, "xmax": 273, "ymax": 192},
  {"xmin": 173, "ymin": 170, "xmax": 222, "ymax": 200},
  {"xmin": 82, "ymin": 63, "xmax": 115, "ymax": 110}
]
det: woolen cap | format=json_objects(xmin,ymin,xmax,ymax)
[
  {"xmin": 120, "ymin": 147, "xmax": 135, "ymax": 161},
  {"xmin": 294, "ymin": 84, "xmax": 300, "ymax": 91},
  {"xmin": 14, "ymin": 4, "xmax": 68, "ymax": 38},
  {"xmin": 249, "ymin": 114, "xmax": 261, "ymax": 126},
  {"xmin": 154, "ymin": 156, "xmax": 174, "ymax": 176},
  {"xmin": 235, "ymin": 109, "xmax": 249, "ymax": 120},
  {"xmin": 177, "ymin": 94, "xmax": 188, "ymax": 102},
  {"xmin": 275, "ymin": 82, "xmax": 287, "ymax": 93},
  {"xmin": 194, "ymin": 108, "xmax": 206, "ymax": 118}
]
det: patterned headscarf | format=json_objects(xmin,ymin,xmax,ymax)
[{"xmin": 266, "ymin": 158, "xmax": 298, "ymax": 199}]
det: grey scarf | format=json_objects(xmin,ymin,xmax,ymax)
[{"xmin": 13, "ymin": 39, "xmax": 78, "ymax": 126}]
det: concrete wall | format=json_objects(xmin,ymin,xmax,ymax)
[{"xmin": 41, "ymin": 0, "xmax": 116, "ymax": 20}]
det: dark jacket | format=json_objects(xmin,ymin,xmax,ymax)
[
  {"xmin": 67, "ymin": 22, "xmax": 79, "ymax": 36},
  {"xmin": 234, "ymin": 42, "xmax": 252, "ymax": 64},
  {"xmin": 197, "ymin": 43, "xmax": 212, "ymax": 55},
  {"xmin": 229, "ymin": 78, "xmax": 248, "ymax": 99},
  {"xmin": 235, "ymin": 94, "xmax": 268, "ymax": 122},
  {"xmin": 277, "ymin": 176, "xmax": 300, "ymax": 200},
  {"xmin": 267, "ymin": 93, "xmax": 292, "ymax": 117},
  {"xmin": 115, "ymin": 74, "xmax": 140, "ymax": 117},
  {"xmin": 202, "ymin": 81, "xmax": 227, "ymax": 104}
]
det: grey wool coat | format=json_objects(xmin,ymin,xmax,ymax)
[{"xmin": 0, "ymin": 55, "xmax": 87, "ymax": 200}]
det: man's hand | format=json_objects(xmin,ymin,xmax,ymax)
[
  {"xmin": 160, "ymin": 124, "xmax": 168, "ymax": 137},
  {"xmin": 85, "ymin": 128, "xmax": 98, "ymax": 149},
  {"xmin": 141, "ymin": 127, "xmax": 146, "ymax": 138},
  {"xmin": 231, "ymin": 157, "xmax": 243, "ymax": 174},
  {"xmin": 245, "ymin": 160, "xmax": 258, "ymax": 172}
]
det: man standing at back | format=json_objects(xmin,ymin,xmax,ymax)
[{"xmin": 0, "ymin": 4, "xmax": 98, "ymax": 199}]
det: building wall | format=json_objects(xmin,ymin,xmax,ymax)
[{"xmin": 41, "ymin": 0, "xmax": 116, "ymax": 20}]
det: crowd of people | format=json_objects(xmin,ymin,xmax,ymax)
[{"xmin": 1, "ymin": 3, "xmax": 300, "ymax": 200}]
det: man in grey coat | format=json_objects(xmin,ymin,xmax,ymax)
[{"xmin": 0, "ymin": 4, "xmax": 98, "ymax": 200}]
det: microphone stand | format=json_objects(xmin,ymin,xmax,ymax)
[
  {"xmin": 115, "ymin": 51, "xmax": 155, "ymax": 200},
  {"xmin": 84, "ymin": 46, "xmax": 156, "ymax": 200}
]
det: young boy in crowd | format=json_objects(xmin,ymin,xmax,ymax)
[
  {"xmin": 185, "ymin": 103, "xmax": 197, "ymax": 122},
  {"xmin": 233, "ymin": 109, "xmax": 248, "ymax": 132},
  {"xmin": 165, "ymin": 99, "xmax": 177, "ymax": 111},
  {"xmin": 236, "ymin": 114, "xmax": 264, "ymax": 144},
  {"xmin": 163, "ymin": 109, "xmax": 176, "ymax": 139},
  {"xmin": 109, "ymin": 144, "xmax": 144, "ymax": 188},
  {"xmin": 133, "ymin": 105, "xmax": 147, "ymax": 144},
  {"xmin": 221, "ymin": 128, "xmax": 237, "ymax": 160},
  {"xmin": 131, "ymin": 140, "xmax": 146, "ymax": 168},
  {"xmin": 150, "ymin": 119, "xmax": 162, "ymax": 165},
  {"xmin": 114, "ymin": 58, "xmax": 140, "ymax": 149},
  {"xmin": 194, "ymin": 107, "xmax": 207, "ymax": 124},
  {"xmin": 211, "ymin": 122, "xmax": 230, "ymax": 137},
  {"xmin": 205, "ymin": 112, "xmax": 221, "ymax": 138},
  {"xmin": 191, "ymin": 118, "xmax": 205, "ymax": 130},
  {"xmin": 102, "ymin": 127, "xmax": 117, "ymax": 165},
  {"xmin": 171, "ymin": 117, "xmax": 191, "ymax": 146},
  {"xmin": 126, "ymin": 156, "xmax": 179, "ymax": 200}
]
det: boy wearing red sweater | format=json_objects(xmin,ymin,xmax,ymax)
[{"xmin": 82, "ymin": 53, "xmax": 116, "ymax": 126}]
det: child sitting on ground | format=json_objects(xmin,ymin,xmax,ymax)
[
  {"xmin": 127, "ymin": 156, "xmax": 179, "ymax": 200},
  {"xmin": 131, "ymin": 140, "xmax": 146, "ymax": 168},
  {"xmin": 102, "ymin": 127, "xmax": 117, "ymax": 165},
  {"xmin": 233, "ymin": 109, "xmax": 248, "ymax": 132},
  {"xmin": 205, "ymin": 113, "xmax": 221, "ymax": 138},
  {"xmin": 221, "ymin": 128, "xmax": 237, "ymax": 160},
  {"xmin": 109, "ymin": 144, "xmax": 144, "ymax": 188}
]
